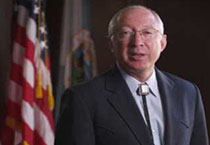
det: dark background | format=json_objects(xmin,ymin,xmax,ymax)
[
  {"xmin": 0, "ymin": 0, "xmax": 210, "ymax": 137},
  {"xmin": 46, "ymin": 0, "xmax": 210, "ymax": 135}
]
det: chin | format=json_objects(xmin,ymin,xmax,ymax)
[
  {"xmin": 120, "ymin": 60, "xmax": 147, "ymax": 72},
  {"xmin": 126, "ymin": 64, "xmax": 146, "ymax": 74},
  {"xmin": 128, "ymin": 62, "xmax": 147, "ymax": 70}
]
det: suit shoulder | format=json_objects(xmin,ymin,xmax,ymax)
[
  {"xmin": 72, "ymin": 73, "xmax": 106, "ymax": 91},
  {"xmin": 158, "ymin": 70, "xmax": 202, "ymax": 106},
  {"xmin": 65, "ymin": 69, "xmax": 113, "ymax": 100},
  {"xmin": 160, "ymin": 70, "xmax": 196, "ymax": 89}
]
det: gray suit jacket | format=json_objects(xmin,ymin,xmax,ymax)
[{"xmin": 55, "ymin": 65, "xmax": 209, "ymax": 145}]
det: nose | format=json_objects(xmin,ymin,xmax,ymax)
[{"xmin": 130, "ymin": 31, "xmax": 144, "ymax": 47}]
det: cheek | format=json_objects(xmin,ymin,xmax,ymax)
[
  {"xmin": 147, "ymin": 40, "xmax": 162, "ymax": 53},
  {"xmin": 112, "ymin": 41, "xmax": 128, "ymax": 56},
  {"xmin": 150, "ymin": 42, "xmax": 163, "ymax": 60}
]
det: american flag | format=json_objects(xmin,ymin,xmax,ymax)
[{"xmin": 1, "ymin": 0, "xmax": 54, "ymax": 144}]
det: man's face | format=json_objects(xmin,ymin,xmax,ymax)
[{"xmin": 111, "ymin": 8, "xmax": 167, "ymax": 78}]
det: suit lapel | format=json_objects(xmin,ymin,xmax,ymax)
[
  {"xmin": 156, "ymin": 69, "xmax": 182, "ymax": 145},
  {"xmin": 104, "ymin": 66, "xmax": 184, "ymax": 145},
  {"xmin": 105, "ymin": 66, "xmax": 153, "ymax": 145}
]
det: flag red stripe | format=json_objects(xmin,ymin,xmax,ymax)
[
  {"xmin": 6, "ymin": 100, "xmax": 21, "ymax": 121},
  {"xmin": 22, "ymin": 121, "xmax": 34, "ymax": 144},
  {"xmin": 14, "ymin": 23, "xmax": 35, "ymax": 61},
  {"xmin": 22, "ymin": 82, "xmax": 34, "ymax": 106},
  {"xmin": 1, "ymin": 125, "xmax": 15, "ymax": 145},
  {"xmin": 10, "ymin": 63, "xmax": 23, "ymax": 85},
  {"xmin": 14, "ymin": 23, "xmax": 26, "ymax": 46}
]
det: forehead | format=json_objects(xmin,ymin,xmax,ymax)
[{"xmin": 116, "ymin": 8, "xmax": 159, "ymax": 29}]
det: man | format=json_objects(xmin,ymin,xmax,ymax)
[{"xmin": 55, "ymin": 5, "xmax": 209, "ymax": 145}]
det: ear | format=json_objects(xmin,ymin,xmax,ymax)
[{"xmin": 160, "ymin": 34, "xmax": 167, "ymax": 52}]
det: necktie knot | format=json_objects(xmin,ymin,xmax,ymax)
[{"xmin": 138, "ymin": 83, "xmax": 149, "ymax": 96}]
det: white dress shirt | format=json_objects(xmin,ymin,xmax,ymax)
[{"xmin": 118, "ymin": 66, "xmax": 165, "ymax": 145}]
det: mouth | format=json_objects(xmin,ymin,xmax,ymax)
[{"xmin": 129, "ymin": 53, "xmax": 147, "ymax": 61}]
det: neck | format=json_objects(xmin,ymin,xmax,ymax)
[
  {"xmin": 117, "ymin": 63, "xmax": 154, "ymax": 82},
  {"xmin": 126, "ymin": 69, "xmax": 153, "ymax": 82}
]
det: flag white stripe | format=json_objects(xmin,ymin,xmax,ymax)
[
  {"xmin": 34, "ymin": 104, "xmax": 54, "ymax": 145},
  {"xmin": 14, "ymin": 130, "xmax": 22, "ymax": 145},
  {"xmin": 17, "ymin": 6, "xmax": 29, "ymax": 27},
  {"xmin": 26, "ymin": 18, "xmax": 37, "ymax": 44},
  {"xmin": 40, "ymin": 60, "xmax": 49, "ymax": 90},
  {"xmin": 22, "ymin": 100, "xmax": 35, "ymax": 130},
  {"xmin": 13, "ymin": 42, "xmax": 25, "ymax": 65},
  {"xmin": 8, "ymin": 80, "xmax": 22, "ymax": 103},
  {"xmin": 23, "ymin": 59, "xmax": 34, "ymax": 88}
]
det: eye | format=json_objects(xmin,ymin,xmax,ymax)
[
  {"xmin": 142, "ymin": 30, "xmax": 154, "ymax": 35},
  {"xmin": 121, "ymin": 31, "xmax": 131, "ymax": 35},
  {"xmin": 118, "ymin": 31, "xmax": 132, "ymax": 38}
]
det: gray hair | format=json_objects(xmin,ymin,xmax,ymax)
[{"xmin": 108, "ymin": 5, "xmax": 164, "ymax": 37}]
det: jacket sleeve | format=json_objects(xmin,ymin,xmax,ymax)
[
  {"xmin": 190, "ymin": 85, "xmax": 209, "ymax": 145},
  {"xmin": 55, "ymin": 88, "xmax": 95, "ymax": 145}
]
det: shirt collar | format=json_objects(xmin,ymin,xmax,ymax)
[
  {"xmin": 117, "ymin": 64, "xmax": 159, "ymax": 97},
  {"xmin": 146, "ymin": 69, "xmax": 159, "ymax": 97}
]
